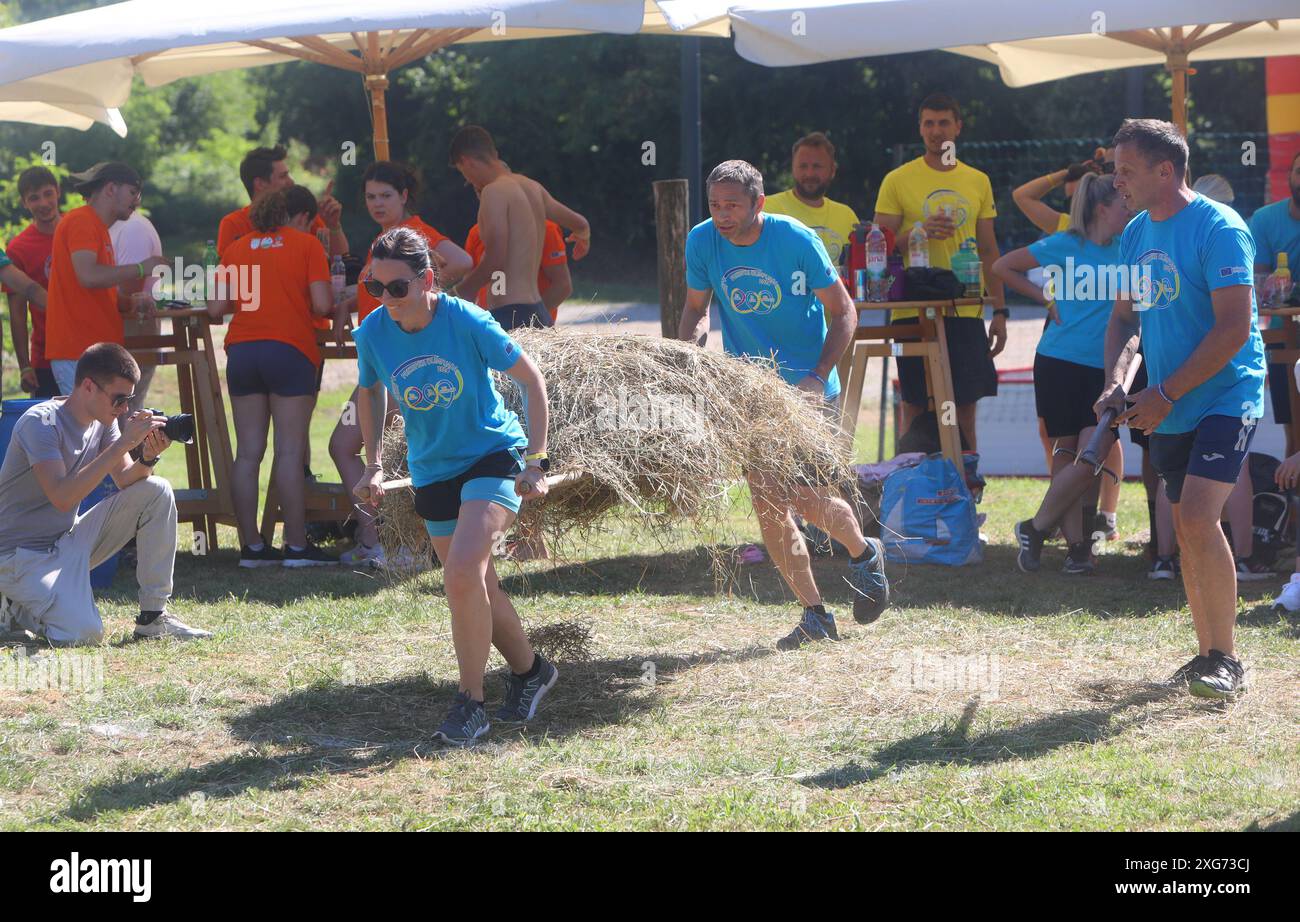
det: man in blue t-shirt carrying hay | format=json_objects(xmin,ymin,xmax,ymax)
[{"xmin": 677, "ymin": 159, "xmax": 890, "ymax": 651}]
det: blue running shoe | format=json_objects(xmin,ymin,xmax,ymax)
[
  {"xmin": 433, "ymin": 691, "xmax": 490, "ymax": 746},
  {"xmin": 496, "ymin": 655, "xmax": 559, "ymax": 721},
  {"xmin": 776, "ymin": 607, "xmax": 840, "ymax": 651},
  {"xmin": 846, "ymin": 537, "xmax": 889, "ymax": 624}
]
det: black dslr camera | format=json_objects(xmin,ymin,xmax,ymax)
[{"xmin": 143, "ymin": 408, "xmax": 195, "ymax": 444}]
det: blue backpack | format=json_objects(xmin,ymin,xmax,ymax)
[{"xmin": 879, "ymin": 454, "xmax": 982, "ymax": 566}]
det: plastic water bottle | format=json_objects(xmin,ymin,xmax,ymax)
[
  {"xmin": 202, "ymin": 240, "xmax": 218, "ymax": 301},
  {"xmin": 865, "ymin": 222, "xmax": 888, "ymax": 301},
  {"xmin": 908, "ymin": 221, "xmax": 929, "ymax": 268},
  {"xmin": 953, "ymin": 238, "xmax": 982, "ymax": 297},
  {"xmin": 331, "ymin": 255, "xmax": 347, "ymax": 304}
]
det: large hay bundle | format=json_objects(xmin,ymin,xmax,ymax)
[{"xmin": 378, "ymin": 328, "xmax": 856, "ymax": 553}]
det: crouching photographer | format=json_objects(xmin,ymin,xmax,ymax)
[{"xmin": 0, "ymin": 342, "xmax": 211, "ymax": 645}]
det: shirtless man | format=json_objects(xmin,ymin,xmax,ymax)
[{"xmin": 447, "ymin": 126, "xmax": 590, "ymax": 330}]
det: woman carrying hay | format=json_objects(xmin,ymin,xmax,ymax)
[
  {"xmin": 352, "ymin": 226, "xmax": 557, "ymax": 746},
  {"xmin": 330, "ymin": 161, "xmax": 473, "ymax": 568}
]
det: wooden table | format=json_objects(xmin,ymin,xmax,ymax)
[
  {"xmin": 125, "ymin": 306, "xmax": 235, "ymax": 551},
  {"xmin": 1260, "ymin": 306, "xmax": 1300, "ymax": 458},
  {"xmin": 835, "ymin": 298, "xmax": 984, "ymax": 472}
]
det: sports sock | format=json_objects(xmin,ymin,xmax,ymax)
[{"xmin": 515, "ymin": 654, "xmax": 541, "ymax": 680}]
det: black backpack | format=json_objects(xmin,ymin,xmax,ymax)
[{"xmin": 1247, "ymin": 452, "xmax": 1291, "ymax": 565}]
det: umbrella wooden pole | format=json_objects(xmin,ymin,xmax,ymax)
[
  {"xmin": 1167, "ymin": 49, "xmax": 1190, "ymax": 137},
  {"xmin": 366, "ymin": 74, "xmax": 391, "ymax": 161}
]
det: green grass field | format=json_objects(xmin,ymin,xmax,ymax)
[{"xmin": 2, "ymin": 313, "xmax": 1298, "ymax": 831}]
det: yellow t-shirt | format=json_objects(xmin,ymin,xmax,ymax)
[
  {"xmin": 762, "ymin": 190, "xmax": 860, "ymax": 265},
  {"xmin": 875, "ymin": 157, "xmax": 997, "ymax": 319}
]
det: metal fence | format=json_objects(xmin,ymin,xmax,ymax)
[{"xmin": 949, "ymin": 132, "xmax": 1269, "ymax": 252}]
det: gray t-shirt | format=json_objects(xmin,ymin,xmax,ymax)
[{"xmin": 0, "ymin": 399, "xmax": 119, "ymax": 554}]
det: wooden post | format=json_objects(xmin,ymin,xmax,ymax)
[{"xmin": 654, "ymin": 179, "xmax": 690, "ymax": 340}]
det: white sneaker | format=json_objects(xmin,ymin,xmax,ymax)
[
  {"xmin": 133, "ymin": 612, "xmax": 213, "ymax": 641},
  {"xmin": 340, "ymin": 542, "xmax": 386, "ymax": 569},
  {"xmin": 384, "ymin": 545, "xmax": 421, "ymax": 570},
  {"xmin": 1272, "ymin": 573, "xmax": 1300, "ymax": 613}
]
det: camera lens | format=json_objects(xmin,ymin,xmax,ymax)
[{"xmin": 164, "ymin": 413, "xmax": 195, "ymax": 444}]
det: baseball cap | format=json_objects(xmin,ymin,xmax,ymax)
[{"xmin": 69, "ymin": 161, "xmax": 142, "ymax": 193}]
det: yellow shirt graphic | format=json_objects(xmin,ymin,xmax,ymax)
[
  {"xmin": 763, "ymin": 190, "xmax": 860, "ymax": 265},
  {"xmin": 875, "ymin": 157, "xmax": 997, "ymax": 318}
]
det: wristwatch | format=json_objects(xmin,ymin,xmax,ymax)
[
  {"xmin": 525, "ymin": 450, "xmax": 550, "ymax": 473},
  {"xmin": 131, "ymin": 445, "xmax": 160, "ymax": 466}
]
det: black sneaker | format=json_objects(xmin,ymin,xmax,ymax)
[
  {"xmin": 1014, "ymin": 520, "xmax": 1044, "ymax": 572},
  {"xmin": 433, "ymin": 691, "xmax": 490, "ymax": 745},
  {"xmin": 1149, "ymin": 556, "xmax": 1176, "ymax": 581},
  {"xmin": 1188, "ymin": 650, "xmax": 1247, "ymax": 700},
  {"xmin": 1062, "ymin": 542, "xmax": 1095, "ymax": 575},
  {"xmin": 495, "ymin": 655, "xmax": 559, "ymax": 721},
  {"xmin": 305, "ymin": 521, "xmax": 342, "ymax": 544},
  {"xmin": 282, "ymin": 543, "xmax": 339, "ymax": 568},
  {"xmin": 239, "ymin": 544, "xmax": 283, "ymax": 569},
  {"xmin": 1234, "ymin": 556, "xmax": 1276, "ymax": 582},
  {"xmin": 776, "ymin": 607, "xmax": 840, "ymax": 651},
  {"xmin": 1164, "ymin": 654, "xmax": 1212, "ymax": 687},
  {"xmin": 846, "ymin": 537, "xmax": 889, "ymax": 624}
]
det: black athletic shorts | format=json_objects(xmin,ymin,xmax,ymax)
[
  {"xmin": 1128, "ymin": 356, "xmax": 1150, "ymax": 449},
  {"xmin": 32, "ymin": 367, "xmax": 58, "ymax": 399},
  {"xmin": 413, "ymin": 447, "xmax": 526, "ymax": 535},
  {"xmin": 893, "ymin": 314, "xmax": 998, "ymax": 408},
  {"xmin": 226, "ymin": 340, "xmax": 318, "ymax": 397},
  {"xmin": 1033, "ymin": 353, "xmax": 1106, "ymax": 439},
  {"xmin": 1267, "ymin": 341, "xmax": 1292, "ymax": 425},
  {"xmin": 490, "ymin": 301, "xmax": 552, "ymax": 331}
]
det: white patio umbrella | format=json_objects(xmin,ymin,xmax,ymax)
[
  {"xmin": 0, "ymin": 101, "xmax": 125, "ymax": 136},
  {"xmin": 0, "ymin": 0, "xmax": 735, "ymax": 157},
  {"xmin": 660, "ymin": 0, "xmax": 1300, "ymax": 136}
]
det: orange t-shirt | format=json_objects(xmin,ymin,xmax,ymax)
[
  {"xmin": 463, "ymin": 220, "xmax": 567, "ymax": 319},
  {"xmin": 218, "ymin": 205, "xmax": 327, "ymax": 258},
  {"xmin": 45, "ymin": 205, "xmax": 121, "ymax": 361},
  {"xmin": 356, "ymin": 216, "xmax": 449, "ymax": 321},
  {"xmin": 221, "ymin": 226, "xmax": 330, "ymax": 367}
]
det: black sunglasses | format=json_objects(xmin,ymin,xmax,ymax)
[
  {"xmin": 362, "ymin": 275, "xmax": 419, "ymax": 299},
  {"xmin": 92, "ymin": 379, "xmax": 134, "ymax": 408}
]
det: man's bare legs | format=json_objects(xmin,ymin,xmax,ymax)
[{"xmin": 1171, "ymin": 476, "xmax": 1239, "ymax": 657}]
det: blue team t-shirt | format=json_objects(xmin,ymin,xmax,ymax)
[
  {"xmin": 1028, "ymin": 231, "xmax": 1122, "ymax": 369},
  {"xmin": 353, "ymin": 293, "xmax": 528, "ymax": 486},
  {"xmin": 1248, "ymin": 198, "xmax": 1300, "ymax": 329},
  {"xmin": 685, "ymin": 212, "xmax": 841, "ymax": 398},
  {"xmin": 1120, "ymin": 193, "xmax": 1265, "ymax": 434}
]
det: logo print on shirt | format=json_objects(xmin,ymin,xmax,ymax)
[
  {"xmin": 922, "ymin": 189, "xmax": 971, "ymax": 229},
  {"xmin": 391, "ymin": 354, "xmax": 464, "ymax": 411},
  {"xmin": 1133, "ymin": 249, "xmax": 1181, "ymax": 310},
  {"xmin": 808, "ymin": 226, "xmax": 846, "ymax": 263},
  {"xmin": 722, "ymin": 266, "xmax": 782, "ymax": 315}
]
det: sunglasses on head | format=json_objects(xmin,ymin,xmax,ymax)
[{"xmin": 362, "ymin": 275, "xmax": 421, "ymax": 300}]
